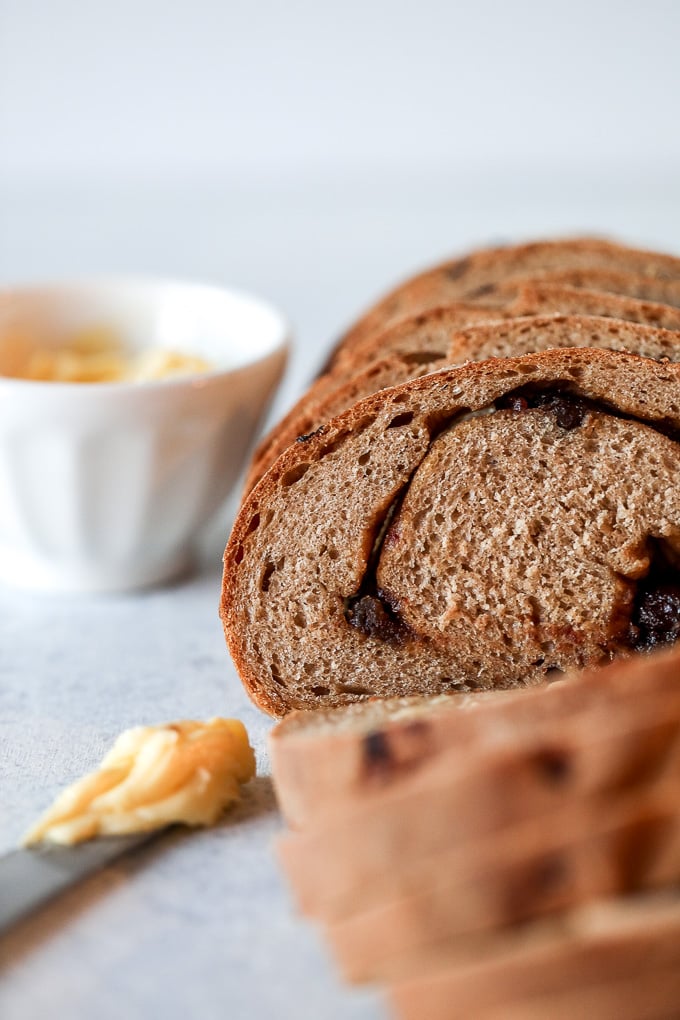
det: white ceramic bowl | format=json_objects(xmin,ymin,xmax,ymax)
[{"xmin": 0, "ymin": 279, "xmax": 289, "ymax": 592}]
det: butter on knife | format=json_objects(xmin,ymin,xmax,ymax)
[{"xmin": 22, "ymin": 718, "xmax": 256, "ymax": 846}]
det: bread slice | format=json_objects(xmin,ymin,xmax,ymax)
[
  {"xmin": 332, "ymin": 238, "xmax": 680, "ymax": 362},
  {"xmin": 447, "ymin": 314, "xmax": 680, "ymax": 366},
  {"xmin": 251, "ymin": 255, "xmax": 680, "ymax": 495},
  {"xmin": 246, "ymin": 313, "xmax": 680, "ymax": 492},
  {"xmin": 276, "ymin": 687, "xmax": 680, "ymax": 922},
  {"xmin": 270, "ymin": 644, "xmax": 680, "ymax": 830},
  {"xmin": 323, "ymin": 785, "xmax": 680, "ymax": 982},
  {"xmin": 222, "ymin": 345, "xmax": 680, "ymax": 715},
  {"xmin": 244, "ymin": 302, "xmax": 503, "ymax": 495},
  {"xmin": 248, "ymin": 281, "xmax": 680, "ymax": 495},
  {"xmin": 465, "ymin": 266, "xmax": 680, "ymax": 310},
  {"xmin": 514, "ymin": 282, "xmax": 680, "ymax": 329},
  {"xmin": 387, "ymin": 891, "xmax": 680, "ymax": 1019},
  {"xmin": 339, "ymin": 273, "xmax": 680, "ymax": 372}
]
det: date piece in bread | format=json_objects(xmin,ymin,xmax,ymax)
[
  {"xmin": 269, "ymin": 644, "xmax": 680, "ymax": 830},
  {"xmin": 246, "ymin": 311, "xmax": 680, "ymax": 492},
  {"xmin": 387, "ymin": 892, "xmax": 680, "ymax": 1020},
  {"xmin": 332, "ymin": 237, "xmax": 680, "ymax": 363},
  {"xmin": 222, "ymin": 346, "xmax": 680, "ymax": 715}
]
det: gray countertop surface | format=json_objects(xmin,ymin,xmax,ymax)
[
  {"xmin": 0, "ymin": 173, "xmax": 678, "ymax": 1019},
  {"xmin": 0, "ymin": 560, "xmax": 385, "ymax": 1020}
]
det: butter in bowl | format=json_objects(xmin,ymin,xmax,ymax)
[{"xmin": 0, "ymin": 279, "xmax": 289, "ymax": 592}]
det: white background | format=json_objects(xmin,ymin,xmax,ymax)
[{"xmin": 3, "ymin": 0, "xmax": 680, "ymax": 183}]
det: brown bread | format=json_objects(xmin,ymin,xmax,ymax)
[
  {"xmin": 323, "ymin": 785, "xmax": 680, "ymax": 982},
  {"xmin": 269, "ymin": 644, "xmax": 680, "ymax": 830},
  {"xmin": 337, "ymin": 272, "xmax": 680, "ymax": 373},
  {"xmin": 222, "ymin": 345, "xmax": 680, "ymax": 716},
  {"xmin": 387, "ymin": 891, "xmax": 680, "ymax": 1019},
  {"xmin": 332, "ymin": 238, "xmax": 680, "ymax": 363},
  {"xmin": 249, "ymin": 251, "xmax": 680, "ymax": 495},
  {"xmin": 246, "ymin": 312, "xmax": 680, "ymax": 491},
  {"xmin": 276, "ymin": 687, "xmax": 680, "ymax": 922}
]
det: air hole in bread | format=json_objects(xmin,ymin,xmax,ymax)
[
  {"xmin": 529, "ymin": 854, "xmax": 568, "ymax": 897},
  {"xmin": 281, "ymin": 463, "xmax": 311, "ymax": 486},
  {"xmin": 317, "ymin": 438, "xmax": 344, "ymax": 460},
  {"xmin": 337, "ymin": 683, "xmax": 375, "ymax": 696},
  {"xmin": 234, "ymin": 545, "xmax": 244, "ymax": 565},
  {"xmin": 293, "ymin": 612, "xmax": 307, "ymax": 628},
  {"xmin": 401, "ymin": 350, "xmax": 443, "ymax": 366},
  {"xmin": 465, "ymin": 675, "xmax": 484, "ymax": 690},
  {"xmin": 270, "ymin": 663, "xmax": 286, "ymax": 686},
  {"xmin": 358, "ymin": 452, "xmax": 371, "ymax": 466},
  {"xmin": 310, "ymin": 685, "xmax": 330, "ymax": 696},
  {"xmin": 246, "ymin": 513, "xmax": 261, "ymax": 535},
  {"xmin": 261, "ymin": 561, "xmax": 275, "ymax": 592},
  {"xmin": 465, "ymin": 282, "xmax": 496, "ymax": 299},
  {"xmin": 497, "ymin": 389, "xmax": 590, "ymax": 430},
  {"xmin": 387, "ymin": 411, "xmax": 415, "ymax": 429},
  {"xmin": 440, "ymin": 677, "xmax": 466, "ymax": 691},
  {"xmin": 445, "ymin": 256, "xmax": 471, "ymax": 281}
]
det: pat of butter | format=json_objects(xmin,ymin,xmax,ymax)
[{"xmin": 22, "ymin": 718, "xmax": 256, "ymax": 846}]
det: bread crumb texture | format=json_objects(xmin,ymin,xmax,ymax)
[{"xmin": 222, "ymin": 346, "xmax": 680, "ymax": 714}]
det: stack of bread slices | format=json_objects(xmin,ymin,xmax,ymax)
[
  {"xmin": 271, "ymin": 647, "xmax": 680, "ymax": 1018},
  {"xmin": 222, "ymin": 237, "xmax": 680, "ymax": 715},
  {"xmin": 220, "ymin": 237, "xmax": 680, "ymax": 1016}
]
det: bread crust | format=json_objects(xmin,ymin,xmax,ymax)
[{"xmin": 222, "ymin": 343, "xmax": 680, "ymax": 716}]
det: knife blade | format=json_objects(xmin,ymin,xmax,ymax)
[{"xmin": 0, "ymin": 833, "xmax": 156, "ymax": 935}]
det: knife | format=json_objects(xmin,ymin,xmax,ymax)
[{"xmin": 0, "ymin": 834, "xmax": 156, "ymax": 935}]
